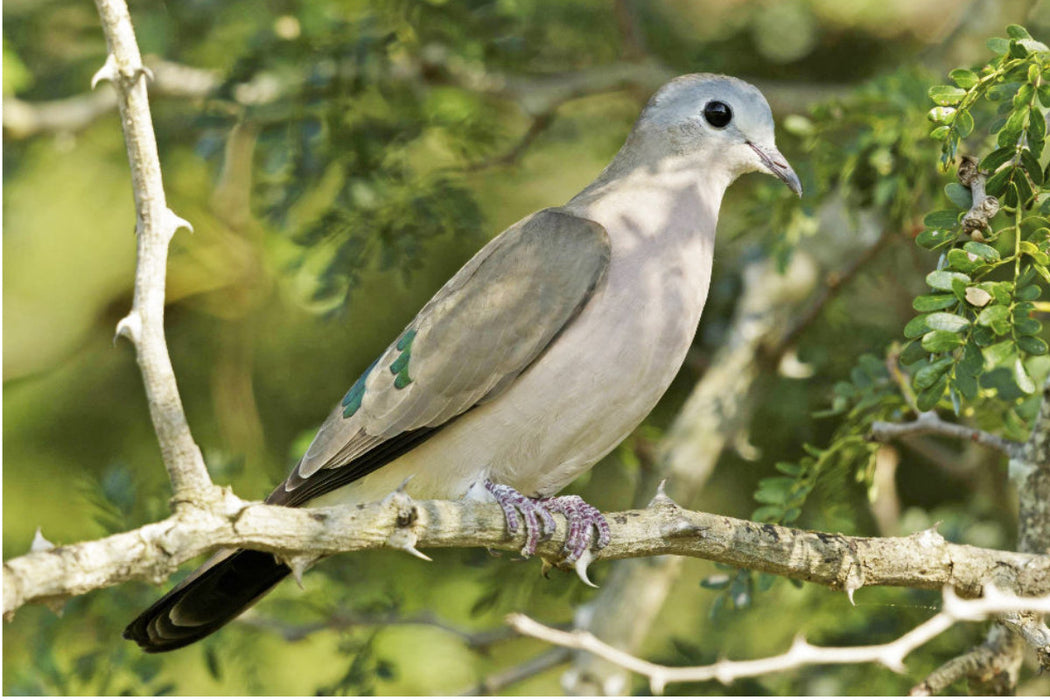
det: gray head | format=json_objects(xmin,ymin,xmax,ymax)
[{"xmin": 628, "ymin": 73, "xmax": 801, "ymax": 196}]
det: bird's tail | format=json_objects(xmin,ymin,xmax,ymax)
[{"xmin": 123, "ymin": 548, "xmax": 290, "ymax": 653}]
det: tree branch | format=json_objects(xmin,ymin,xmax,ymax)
[
  {"xmin": 458, "ymin": 648, "xmax": 572, "ymax": 695},
  {"xmin": 870, "ymin": 411, "xmax": 1024, "ymax": 460},
  {"xmin": 92, "ymin": 0, "xmax": 213, "ymax": 502},
  {"xmin": 508, "ymin": 586, "xmax": 1050, "ymax": 694},
  {"xmin": 4, "ymin": 488, "xmax": 1047, "ymax": 619}
]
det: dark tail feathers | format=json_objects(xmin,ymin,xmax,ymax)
[{"xmin": 123, "ymin": 549, "xmax": 290, "ymax": 653}]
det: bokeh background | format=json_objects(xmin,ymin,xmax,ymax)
[{"xmin": 4, "ymin": 0, "xmax": 1050, "ymax": 694}]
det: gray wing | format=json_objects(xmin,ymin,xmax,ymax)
[{"xmin": 269, "ymin": 207, "xmax": 611, "ymax": 505}]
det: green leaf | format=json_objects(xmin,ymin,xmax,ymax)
[
  {"xmin": 924, "ymin": 210, "xmax": 960, "ymax": 228},
  {"xmin": 930, "ymin": 125, "xmax": 950, "ymax": 140},
  {"xmin": 925, "ymin": 312, "xmax": 970, "ymax": 332},
  {"xmin": 977, "ymin": 302, "xmax": 1010, "ymax": 326},
  {"xmin": 1020, "ymin": 240, "xmax": 1050, "ymax": 264},
  {"xmin": 954, "ymin": 370, "xmax": 979, "ymax": 400},
  {"xmin": 955, "ymin": 110, "xmax": 974, "ymax": 138},
  {"xmin": 958, "ymin": 341, "xmax": 984, "ymax": 376},
  {"xmin": 915, "ymin": 357, "xmax": 953, "ymax": 389},
  {"xmin": 962, "ymin": 241, "xmax": 1001, "ymax": 261},
  {"xmin": 983, "ymin": 339, "xmax": 1015, "ymax": 366},
  {"xmin": 926, "ymin": 270, "xmax": 971, "ymax": 291},
  {"xmin": 986, "ymin": 166, "xmax": 1013, "ymax": 197},
  {"xmin": 1017, "ymin": 284, "xmax": 1042, "ymax": 301},
  {"xmin": 1017, "ymin": 335, "xmax": 1049, "ymax": 355},
  {"xmin": 987, "ymin": 37, "xmax": 1010, "ymax": 54},
  {"xmin": 999, "ymin": 108, "xmax": 1029, "ymax": 147},
  {"xmin": 754, "ymin": 479, "xmax": 791, "ymax": 505},
  {"xmin": 928, "ymin": 106, "xmax": 957, "ymax": 123},
  {"xmin": 921, "ymin": 330, "xmax": 965, "ymax": 352},
  {"xmin": 945, "ymin": 183, "xmax": 973, "ymax": 209},
  {"xmin": 1030, "ymin": 106, "xmax": 1047, "ymax": 148},
  {"xmin": 980, "ymin": 147, "xmax": 1015, "ymax": 173},
  {"xmin": 1038, "ymin": 85, "xmax": 1050, "ymax": 107},
  {"xmin": 913, "ymin": 293, "xmax": 958, "ymax": 311},
  {"xmin": 774, "ymin": 461, "xmax": 803, "ymax": 476},
  {"xmin": 904, "ymin": 314, "xmax": 931, "ymax": 338},
  {"xmin": 928, "ymin": 85, "xmax": 967, "ymax": 106},
  {"xmin": 916, "ymin": 373, "xmax": 949, "ymax": 410},
  {"xmin": 1015, "ymin": 357, "xmax": 1036, "ymax": 393},
  {"xmin": 1020, "ymin": 149, "xmax": 1044, "ymax": 186},
  {"xmin": 947, "ymin": 248, "xmax": 983, "ymax": 273},
  {"xmin": 900, "ymin": 340, "xmax": 928, "ymax": 365},
  {"xmin": 916, "ymin": 229, "xmax": 954, "ymax": 249},
  {"xmin": 1014, "ymin": 317, "xmax": 1043, "ymax": 335},
  {"xmin": 949, "ymin": 68, "xmax": 979, "ymax": 89},
  {"xmin": 1006, "ymin": 24, "xmax": 1032, "ymax": 40}
]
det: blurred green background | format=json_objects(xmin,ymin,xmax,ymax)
[{"xmin": 4, "ymin": 0, "xmax": 1050, "ymax": 694}]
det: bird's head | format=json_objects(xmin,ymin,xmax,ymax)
[{"xmin": 632, "ymin": 73, "xmax": 802, "ymax": 197}]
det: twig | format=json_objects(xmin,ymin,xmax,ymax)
[
  {"xmin": 508, "ymin": 586, "xmax": 1050, "ymax": 694},
  {"xmin": 92, "ymin": 0, "xmax": 214, "ymax": 502},
  {"xmin": 464, "ymin": 113, "xmax": 555, "ymax": 171},
  {"xmin": 911, "ymin": 622, "xmax": 1023, "ymax": 695},
  {"xmin": 458, "ymin": 648, "xmax": 572, "ymax": 695},
  {"xmin": 957, "ymin": 156, "xmax": 1000, "ymax": 239},
  {"xmin": 239, "ymin": 609, "xmax": 522, "ymax": 650},
  {"xmin": 773, "ymin": 226, "xmax": 897, "ymax": 358},
  {"xmin": 870, "ymin": 411, "xmax": 1023, "ymax": 460},
  {"xmin": 3, "ymin": 58, "xmax": 221, "ymax": 139}
]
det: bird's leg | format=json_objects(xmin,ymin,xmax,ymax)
[
  {"xmin": 482, "ymin": 481, "xmax": 609, "ymax": 564},
  {"xmin": 536, "ymin": 495, "xmax": 611, "ymax": 564}
]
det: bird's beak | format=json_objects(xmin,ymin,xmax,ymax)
[{"xmin": 748, "ymin": 142, "xmax": 802, "ymax": 197}]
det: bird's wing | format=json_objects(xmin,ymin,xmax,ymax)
[{"xmin": 268, "ymin": 207, "xmax": 611, "ymax": 506}]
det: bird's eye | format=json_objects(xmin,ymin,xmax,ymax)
[{"xmin": 703, "ymin": 101, "xmax": 732, "ymax": 128}]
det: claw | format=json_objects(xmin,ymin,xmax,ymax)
[
  {"xmin": 537, "ymin": 495, "xmax": 610, "ymax": 564},
  {"xmin": 573, "ymin": 549, "xmax": 598, "ymax": 588}
]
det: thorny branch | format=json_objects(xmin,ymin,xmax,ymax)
[
  {"xmin": 509, "ymin": 586, "xmax": 1050, "ymax": 695},
  {"xmin": 91, "ymin": 0, "xmax": 214, "ymax": 502},
  {"xmin": 5, "ymin": 488, "xmax": 1048, "ymax": 618}
]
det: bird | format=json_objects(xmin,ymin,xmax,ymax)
[{"xmin": 124, "ymin": 73, "xmax": 801, "ymax": 652}]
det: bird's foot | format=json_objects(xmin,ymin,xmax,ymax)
[
  {"xmin": 536, "ymin": 494, "xmax": 611, "ymax": 565},
  {"xmin": 484, "ymin": 480, "xmax": 557, "ymax": 557},
  {"xmin": 482, "ymin": 481, "xmax": 610, "ymax": 574}
]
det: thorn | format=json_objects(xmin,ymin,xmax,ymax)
[
  {"xmin": 114, "ymin": 312, "xmax": 142, "ymax": 345},
  {"xmin": 385, "ymin": 528, "xmax": 432, "ymax": 562},
  {"xmin": 278, "ymin": 553, "xmax": 313, "ymax": 588},
  {"xmin": 647, "ymin": 479, "xmax": 678, "ymax": 509},
  {"xmin": 42, "ymin": 595, "xmax": 69, "ymax": 617},
  {"xmin": 573, "ymin": 549, "xmax": 598, "ymax": 588},
  {"xmin": 30, "ymin": 527, "xmax": 55, "ymax": 553},
  {"xmin": 789, "ymin": 634, "xmax": 810, "ymax": 653},
  {"xmin": 139, "ymin": 64, "xmax": 155, "ymax": 83},
  {"xmin": 165, "ymin": 209, "xmax": 194, "ymax": 236},
  {"xmin": 90, "ymin": 54, "xmax": 118, "ymax": 89},
  {"xmin": 650, "ymin": 674, "xmax": 667, "ymax": 696},
  {"xmin": 844, "ymin": 566, "xmax": 864, "ymax": 606}
]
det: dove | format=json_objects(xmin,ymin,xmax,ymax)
[{"xmin": 125, "ymin": 73, "xmax": 801, "ymax": 652}]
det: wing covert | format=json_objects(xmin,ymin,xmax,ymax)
[{"xmin": 271, "ymin": 207, "xmax": 610, "ymax": 505}]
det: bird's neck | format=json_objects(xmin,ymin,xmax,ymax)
[{"xmin": 566, "ymin": 151, "xmax": 728, "ymax": 251}]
